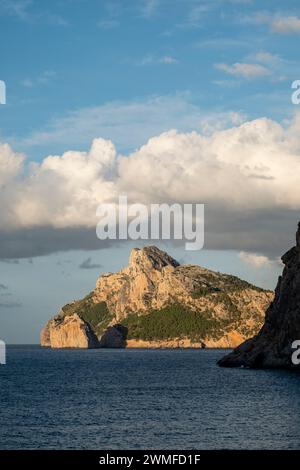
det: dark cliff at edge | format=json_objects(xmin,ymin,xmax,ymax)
[{"xmin": 218, "ymin": 222, "xmax": 300, "ymax": 369}]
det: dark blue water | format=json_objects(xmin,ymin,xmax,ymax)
[{"xmin": 0, "ymin": 346, "xmax": 299, "ymax": 449}]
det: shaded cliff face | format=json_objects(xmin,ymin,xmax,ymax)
[
  {"xmin": 218, "ymin": 223, "xmax": 300, "ymax": 369},
  {"xmin": 41, "ymin": 245, "xmax": 273, "ymax": 349}
]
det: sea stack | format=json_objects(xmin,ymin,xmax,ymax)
[
  {"xmin": 218, "ymin": 222, "xmax": 300, "ymax": 369},
  {"xmin": 41, "ymin": 313, "xmax": 100, "ymax": 349}
]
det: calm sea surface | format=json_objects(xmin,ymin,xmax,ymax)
[{"xmin": 0, "ymin": 346, "xmax": 299, "ymax": 449}]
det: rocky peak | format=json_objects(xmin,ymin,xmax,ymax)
[{"xmin": 129, "ymin": 246, "xmax": 180, "ymax": 273}]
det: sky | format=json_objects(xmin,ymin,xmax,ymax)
[{"xmin": 1, "ymin": 0, "xmax": 300, "ymax": 343}]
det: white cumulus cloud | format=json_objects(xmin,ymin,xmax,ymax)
[
  {"xmin": 216, "ymin": 62, "xmax": 271, "ymax": 79},
  {"xmin": 271, "ymin": 16, "xmax": 300, "ymax": 34},
  {"xmin": 239, "ymin": 251, "xmax": 272, "ymax": 268},
  {"xmin": 2, "ymin": 114, "xmax": 300, "ymax": 257}
]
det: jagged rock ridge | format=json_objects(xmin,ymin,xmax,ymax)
[
  {"xmin": 218, "ymin": 223, "xmax": 300, "ymax": 369},
  {"xmin": 41, "ymin": 246, "xmax": 273, "ymax": 349}
]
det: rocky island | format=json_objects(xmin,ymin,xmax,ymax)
[
  {"xmin": 41, "ymin": 246, "xmax": 272, "ymax": 349},
  {"xmin": 218, "ymin": 223, "xmax": 300, "ymax": 369}
]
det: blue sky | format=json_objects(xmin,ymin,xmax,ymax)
[
  {"xmin": 1, "ymin": 0, "xmax": 300, "ymax": 342},
  {"xmin": 1, "ymin": 0, "xmax": 300, "ymax": 157}
]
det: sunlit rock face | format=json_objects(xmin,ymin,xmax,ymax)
[{"xmin": 40, "ymin": 314, "xmax": 99, "ymax": 349}]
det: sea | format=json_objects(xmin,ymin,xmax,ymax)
[{"xmin": 0, "ymin": 346, "xmax": 299, "ymax": 450}]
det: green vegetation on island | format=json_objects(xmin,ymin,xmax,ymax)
[
  {"xmin": 122, "ymin": 304, "xmax": 226, "ymax": 342},
  {"xmin": 62, "ymin": 295, "xmax": 112, "ymax": 336}
]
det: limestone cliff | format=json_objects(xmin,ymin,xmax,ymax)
[
  {"xmin": 40, "ymin": 313, "xmax": 99, "ymax": 349},
  {"xmin": 41, "ymin": 246, "xmax": 273, "ymax": 349},
  {"xmin": 94, "ymin": 247, "xmax": 180, "ymax": 320},
  {"xmin": 218, "ymin": 223, "xmax": 300, "ymax": 369}
]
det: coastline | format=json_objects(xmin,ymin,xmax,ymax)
[{"xmin": 125, "ymin": 332, "xmax": 244, "ymax": 349}]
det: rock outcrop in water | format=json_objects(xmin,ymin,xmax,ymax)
[
  {"xmin": 218, "ymin": 223, "xmax": 300, "ymax": 369},
  {"xmin": 41, "ymin": 313, "xmax": 99, "ymax": 349},
  {"xmin": 41, "ymin": 246, "xmax": 273, "ymax": 349}
]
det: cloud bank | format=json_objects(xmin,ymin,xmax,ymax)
[{"xmin": 1, "ymin": 114, "xmax": 300, "ymax": 258}]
